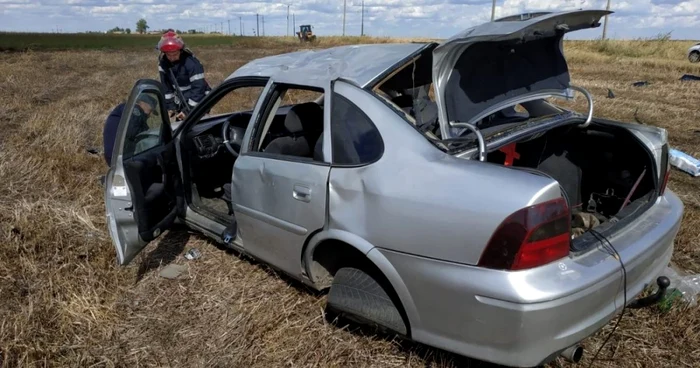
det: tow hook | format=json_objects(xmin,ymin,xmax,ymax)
[{"xmin": 627, "ymin": 276, "xmax": 671, "ymax": 309}]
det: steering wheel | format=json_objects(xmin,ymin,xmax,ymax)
[{"xmin": 221, "ymin": 118, "xmax": 245, "ymax": 157}]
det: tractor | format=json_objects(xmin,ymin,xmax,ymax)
[{"xmin": 296, "ymin": 24, "xmax": 317, "ymax": 43}]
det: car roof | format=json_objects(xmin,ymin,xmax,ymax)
[{"xmin": 225, "ymin": 42, "xmax": 433, "ymax": 89}]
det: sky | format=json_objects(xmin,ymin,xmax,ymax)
[{"xmin": 1, "ymin": 0, "xmax": 699, "ymax": 40}]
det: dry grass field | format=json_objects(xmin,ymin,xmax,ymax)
[{"xmin": 1, "ymin": 36, "xmax": 699, "ymax": 367}]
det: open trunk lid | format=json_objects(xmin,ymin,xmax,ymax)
[{"xmin": 432, "ymin": 10, "xmax": 612, "ymax": 139}]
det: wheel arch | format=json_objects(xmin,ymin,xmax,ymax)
[{"xmin": 302, "ymin": 229, "xmax": 421, "ymax": 331}]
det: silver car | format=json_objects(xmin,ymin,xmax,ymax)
[
  {"xmin": 688, "ymin": 42, "xmax": 700, "ymax": 63},
  {"xmin": 105, "ymin": 10, "xmax": 683, "ymax": 368}
]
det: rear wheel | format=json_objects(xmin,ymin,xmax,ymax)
[
  {"xmin": 689, "ymin": 51, "xmax": 700, "ymax": 63},
  {"xmin": 326, "ymin": 267, "xmax": 408, "ymax": 336}
]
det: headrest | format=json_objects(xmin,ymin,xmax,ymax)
[{"xmin": 284, "ymin": 102, "xmax": 323, "ymax": 133}]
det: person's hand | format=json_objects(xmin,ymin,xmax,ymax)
[
  {"xmin": 176, "ymin": 112, "xmax": 186, "ymax": 121},
  {"xmin": 168, "ymin": 110, "xmax": 176, "ymax": 118}
]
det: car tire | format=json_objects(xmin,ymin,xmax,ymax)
[
  {"xmin": 690, "ymin": 51, "xmax": 700, "ymax": 63},
  {"xmin": 326, "ymin": 267, "xmax": 408, "ymax": 336}
]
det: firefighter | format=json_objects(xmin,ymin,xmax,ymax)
[{"xmin": 157, "ymin": 31, "xmax": 211, "ymax": 121}]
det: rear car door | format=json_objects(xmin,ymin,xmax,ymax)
[
  {"xmin": 104, "ymin": 79, "xmax": 182, "ymax": 265},
  {"xmin": 231, "ymin": 82, "xmax": 331, "ymax": 277}
]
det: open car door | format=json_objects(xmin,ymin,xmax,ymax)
[{"xmin": 104, "ymin": 79, "xmax": 183, "ymax": 265}]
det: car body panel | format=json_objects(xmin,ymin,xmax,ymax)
[
  {"xmin": 232, "ymin": 156, "xmax": 331, "ymax": 277},
  {"xmin": 328, "ymin": 80, "xmax": 561, "ymax": 265},
  {"xmin": 226, "ymin": 43, "xmax": 433, "ymax": 89},
  {"xmin": 432, "ymin": 9, "xmax": 612, "ymax": 139},
  {"xmin": 379, "ymin": 190, "xmax": 681, "ymax": 367}
]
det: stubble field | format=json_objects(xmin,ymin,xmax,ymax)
[{"xmin": 1, "ymin": 37, "xmax": 699, "ymax": 367}]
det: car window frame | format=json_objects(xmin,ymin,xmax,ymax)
[
  {"xmin": 242, "ymin": 80, "xmax": 331, "ymax": 167},
  {"xmin": 329, "ymin": 88, "xmax": 385, "ymax": 168},
  {"xmin": 173, "ymin": 76, "xmax": 271, "ymax": 139},
  {"xmin": 121, "ymin": 83, "xmax": 173, "ymax": 161}
]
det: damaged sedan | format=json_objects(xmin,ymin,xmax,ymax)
[{"xmin": 104, "ymin": 10, "xmax": 683, "ymax": 368}]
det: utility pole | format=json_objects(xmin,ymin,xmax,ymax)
[
  {"xmin": 228, "ymin": 19, "xmax": 231, "ymax": 35},
  {"xmin": 361, "ymin": 0, "xmax": 364, "ymax": 36},
  {"xmin": 342, "ymin": 0, "xmax": 346, "ymax": 36},
  {"xmin": 293, "ymin": 14, "xmax": 295, "ymax": 34},
  {"xmin": 239, "ymin": 16, "xmax": 243, "ymax": 36},
  {"xmin": 491, "ymin": 0, "xmax": 496, "ymax": 21},
  {"xmin": 287, "ymin": 5, "xmax": 290, "ymax": 36},
  {"xmin": 221, "ymin": 22, "xmax": 224, "ymax": 34},
  {"xmin": 602, "ymin": 0, "xmax": 611, "ymax": 40},
  {"xmin": 262, "ymin": 15, "xmax": 265, "ymax": 36},
  {"xmin": 256, "ymin": 13, "xmax": 259, "ymax": 36}
]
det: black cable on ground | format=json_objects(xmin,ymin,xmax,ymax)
[{"xmin": 586, "ymin": 229, "xmax": 627, "ymax": 368}]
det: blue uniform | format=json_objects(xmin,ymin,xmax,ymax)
[
  {"xmin": 102, "ymin": 102, "xmax": 151, "ymax": 166},
  {"xmin": 103, "ymin": 103, "xmax": 125, "ymax": 165},
  {"xmin": 158, "ymin": 50, "xmax": 211, "ymax": 113}
]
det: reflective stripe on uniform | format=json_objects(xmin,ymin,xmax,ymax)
[
  {"xmin": 178, "ymin": 85, "xmax": 191, "ymax": 91},
  {"xmin": 158, "ymin": 66, "xmax": 165, "ymax": 73},
  {"xmin": 190, "ymin": 73, "xmax": 205, "ymax": 82},
  {"xmin": 188, "ymin": 99, "xmax": 198, "ymax": 107},
  {"xmin": 165, "ymin": 93, "xmax": 174, "ymax": 99}
]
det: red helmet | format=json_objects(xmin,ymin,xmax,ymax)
[{"xmin": 158, "ymin": 31, "xmax": 184, "ymax": 52}]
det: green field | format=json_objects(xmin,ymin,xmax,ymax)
[
  {"xmin": 0, "ymin": 32, "xmax": 422, "ymax": 51},
  {"xmin": 0, "ymin": 33, "xmax": 255, "ymax": 51}
]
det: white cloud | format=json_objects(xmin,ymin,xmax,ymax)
[{"xmin": 0, "ymin": 0, "xmax": 698, "ymax": 39}]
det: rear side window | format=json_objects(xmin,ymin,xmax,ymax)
[{"xmin": 331, "ymin": 92, "xmax": 383, "ymax": 165}]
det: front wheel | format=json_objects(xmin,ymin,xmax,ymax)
[
  {"xmin": 326, "ymin": 267, "xmax": 408, "ymax": 336},
  {"xmin": 689, "ymin": 51, "xmax": 700, "ymax": 63}
]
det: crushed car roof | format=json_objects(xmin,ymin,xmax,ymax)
[{"xmin": 225, "ymin": 43, "xmax": 432, "ymax": 89}]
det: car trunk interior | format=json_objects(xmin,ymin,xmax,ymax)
[{"xmin": 485, "ymin": 122, "xmax": 658, "ymax": 251}]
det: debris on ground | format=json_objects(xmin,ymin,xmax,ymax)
[
  {"xmin": 606, "ymin": 88, "xmax": 615, "ymax": 98},
  {"xmin": 669, "ymin": 148, "xmax": 700, "ymax": 177},
  {"xmin": 658, "ymin": 264, "xmax": 700, "ymax": 310},
  {"xmin": 159, "ymin": 264, "xmax": 188, "ymax": 279},
  {"xmin": 632, "ymin": 80, "xmax": 650, "ymax": 87},
  {"xmin": 184, "ymin": 248, "xmax": 202, "ymax": 260},
  {"xmin": 680, "ymin": 74, "xmax": 700, "ymax": 82}
]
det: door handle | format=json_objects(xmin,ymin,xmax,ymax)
[{"xmin": 292, "ymin": 184, "xmax": 311, "ymax": 202}]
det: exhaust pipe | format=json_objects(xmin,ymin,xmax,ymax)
[{"xmin": 560, "ymin": 344, "xmax": 584, "ymax": 363}]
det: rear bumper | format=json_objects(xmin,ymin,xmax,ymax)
[{"xmin": 377, "ymin": 190, "xmax": 683, "ymax": 367}]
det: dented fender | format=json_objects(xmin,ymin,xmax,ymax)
[{"xmin": 302, "ymin": 229, "xmax": 422, "ymax": 331}]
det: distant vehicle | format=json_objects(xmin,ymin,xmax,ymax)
[
  {"xmin": 296, "ymin": 24, "xmax": 316, "ymax": 42},
  {"xmin": 105, "ymin": 10, "xmax": 683, "ymax": 368},
  {"xmin": 688, "ymin": 42, "xmax": 700, "ymax": 63}
]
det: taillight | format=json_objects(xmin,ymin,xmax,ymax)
[
  {"xmin": 659, "ymin": 144, "xmax": 671, "ymax": 195},
  {"xmin": 478, "ymin": 198, "xmax": 571, "ymax": 271}
]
